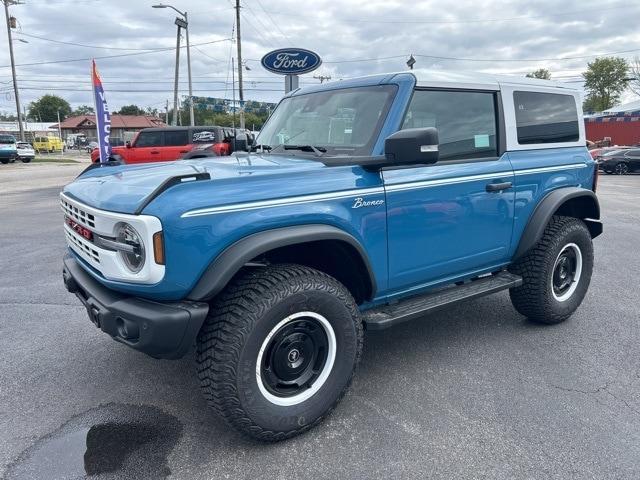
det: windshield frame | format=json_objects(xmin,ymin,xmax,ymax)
[{"xmin": 256, "ymin": 84, "xmax": 398, "ymax": 157}]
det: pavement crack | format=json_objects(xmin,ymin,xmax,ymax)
[
  {"xmin": 549, "ymin": 382, "xmax": 640, "ymax": 417},
  {"xmin": 0, "ymin": 302, "xmax": 81, "ymax": 307}
]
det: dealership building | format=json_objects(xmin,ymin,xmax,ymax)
[{"xmin": 585, "ymin": 99, "xmax": 640, "ymax": 146}]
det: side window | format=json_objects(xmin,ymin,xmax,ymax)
[
  {"xmin": 135, "ymin": 131, "xmax": 163, "ymax": 147},
  {"xmin": 402, "ymin": 90, "xmax": 498, "ymax": 161},
  {"xmin": 164, "ymin": 130, "xmax": 189, "ymax": 146},
  {"xmin": 513, "ymin": 91, "xmax": 579, "ymax": 144}
]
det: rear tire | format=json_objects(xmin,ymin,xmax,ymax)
[
  {"xmin": 196, "ymin": 264, "xmax": 363, "ymax": 441},
  {"xmin": 509, "ymin": 216, "xmax": 593, "ymax": 324},
  {"xmin": 614, "ymin": 162, "xmax": 629, "ymax": 175},
  {"xmin": 0, "ymin": 159, "xmax": 8, "ymax": 164},
  {"xmin": 21, "ymin": 158, "xmax": 32, "ymax": 163}
]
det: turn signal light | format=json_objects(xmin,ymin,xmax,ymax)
[{"xmin": 153, "ymin": 231, "xmax": 165, "ymax": 265}]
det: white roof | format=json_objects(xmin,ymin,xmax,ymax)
[
  {"xmin": 603, "ymin": 98, "xmax": 640, "ymax": 114},
  {"xmin": 405, "ymin": 68, "xmax": 577, "ymax": 91}
]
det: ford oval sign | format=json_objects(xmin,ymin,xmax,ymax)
[{"xmin": 261, "ymin": 48, "xmax": 322, "ymax": 75}]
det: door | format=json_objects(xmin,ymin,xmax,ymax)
[
  {"xmin": 384, "ymin": 89, "xmax": 515, "ymax": 293},
  {"xmin": 128, "ymin": 130, "xmax": 163, "ymax": 163},
  {"xmin": 163, "ymin": 129, "xmax": 190, "ymax": 161},
  {"xmin": 624, "ymin": 149, "xmax": 640, "ymax": 172}
]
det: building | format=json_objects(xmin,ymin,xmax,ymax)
[
  {"xmin": 53, "ymin": 114, "xmax": 166, "ymax": 141},
  {"xmin": 585, "ymin": 99, "xmax": 640, "ymax": 146},
  {"xmin": 0, "ymin": 121, "xmax": 58, "ymax": 141}
]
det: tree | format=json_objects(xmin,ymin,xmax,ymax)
[
  {"xmin": 582, "ymin": 57, "xmax": 629, "ymax": 112},
  {"xmin": 629, "ymin": 56, "xmax": 640, "ymax": 97},
  {"xmin": 71, "ymin": 105, "xmax": 94, "ymax": 116},
  {"xmin": 28, "ymin": 95, "xmax": 72, "ymax": 122},
  {"xmin": 116, "ymin": 104, "xmax": 146, "ymax": 116},
  {"xmin": 526, "ymin": 68, "xmax": 551, "ymax": 80}
]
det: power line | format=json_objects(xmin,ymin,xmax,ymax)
[
  {"xmin": 14, "ymin": 31, "xmax": 170, "ymax": 51},
  {"xmin": 253, "ymin": 0, "xmax": 290, "ymax": 42},
  {"xmin": 262, "ymin": 3, "xmax": 634, "ymax": 25},
  {"xmin": 0, "ymin": 37, "xmax": 232, "ymax": 68}
]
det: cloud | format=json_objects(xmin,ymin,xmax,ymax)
[{"xmin": 0, "ymin": 0, "xmax": 639, "ymax": 114}]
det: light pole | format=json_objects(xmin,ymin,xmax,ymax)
[
  {"xmin": 152, "ymin": 3, "xmax": 194, "ymax": 126},
  {"xmin": 3, "ymin": 0, "xmax": 25, "ymax": 141}
]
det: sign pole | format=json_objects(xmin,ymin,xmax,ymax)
[{"xmin": 284, "ymin": 74, "xmax": 299, "ymax": 94}]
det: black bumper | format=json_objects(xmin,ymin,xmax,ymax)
[{"xmin": 63, "ymin": 253, "xmax": 209, "ymax": 359}]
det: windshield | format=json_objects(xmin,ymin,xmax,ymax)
[
  {"xmin": 256, "ymin": 85, "xmax": 397, "ymax": 156},
  {"xmin": 0, "ymin": 135, "xmax": 16, "ymax": 144}
]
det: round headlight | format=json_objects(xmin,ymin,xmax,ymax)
[{"xmin": 115, "ymin": 223, "xmax": 145, "ymax": 273}]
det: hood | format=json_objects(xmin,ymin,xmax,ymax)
[{"xmin": 62, "ymin": 154, "xmax": 323, "ymax": 214}]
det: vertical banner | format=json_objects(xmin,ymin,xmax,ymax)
[{"xmin": 91, "ymin": 60, "xmax": 111, "ymax": 163}]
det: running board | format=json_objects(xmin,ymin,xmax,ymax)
[{"xmin": 363, "ymin": 271, "xmax": 522, "ymax": 330}]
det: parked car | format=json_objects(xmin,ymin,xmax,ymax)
[
  {"xmin": 85, "ymin": 141, "xmax": 99, "ymax": 153},
  {"xmin": 89, "ymin": 126, "xmax": 236, "ymax": 163},
  {"xmin": 62, "ymin": 70, "xmax": 601, "ymax": 441},
  {"xmin": 33, "ymin": 136, "xmax": 64, "ymax": 153},
  {"xmin": 600, "ymin": 148, "xmax": 640, "ymax": 174},
  {"xmin": 15, "ymin": 141, "xmax": 35, "ymax": 163},
  {"xmin": 0, "ymin": 134, "xmax": 17, "ymax": 164}
]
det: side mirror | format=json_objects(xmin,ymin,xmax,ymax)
[
  {"xmin": 125, "ymin": 141, "xmax": 131, "ymax": 148},
  {"xmin": 233, "ymin": 132, "xmax": 249, "ymax": 152},
  {"xmin": 384, "ymin": 127, "xmax": 439, "ymax": 166}
]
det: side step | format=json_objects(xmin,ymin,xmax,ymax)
[{"xmin": 363, "ymin": 271, "xmax": 522, "ymax": 330}]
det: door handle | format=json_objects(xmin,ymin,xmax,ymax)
[
  {"xmin": 150, "ymin": 150, "xmax": 160, "ymax": 154},
  {"xmin": 179, "ymin": 150, "xmax": 189, "ymax": 153},
  {"xmin": 486, "ymin": 181, "xmax": 512, "ymax": 192}
]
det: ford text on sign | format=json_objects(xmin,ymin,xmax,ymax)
[{"xmin": 261, "ymin": 48, "xmax": 322, "ymax": 75}]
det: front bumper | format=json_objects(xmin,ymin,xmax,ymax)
[{"xmin": 63, "ymin": 253, "xmax": 209, "ymax": 359}]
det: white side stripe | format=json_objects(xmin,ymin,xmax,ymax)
[
  {"xmin": 181, "ymin": 187, "xmax": 385, "ymax": 218},
  {"xmin": 180, "ymin": 163, "xmax": 588, "ymax": 217}
]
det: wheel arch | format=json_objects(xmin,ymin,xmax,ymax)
[
  {"xmin": 187, "ymin": 225, "xmax": 377, "ymax": 304},
  {"xmin": 513, "ymin": 187, "xmax": 602, "ymax": 261}
]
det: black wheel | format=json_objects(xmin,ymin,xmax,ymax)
[
  {"xmin": 196, "ymin": 264, "xmax": 363, "ymax": 441},
  {"xmin": 508, "ymin": 216, "xmax": 593, "ymax": 324},
  {"xmin": 604, "ymin": 170, "xmax": 613, "ymax": 174},
  {"xmin": 21, "ymin": 158, "xmax": 32, "ymax": 163},
  {"xmin": 614, "ymin": 162, "xmax": 629, "ymax": 175}
]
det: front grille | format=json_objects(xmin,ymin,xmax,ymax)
[
  {"xmin": 61, "ymin": 197, "xmax": 96, "ymax": 229},
  {"xmin": 65, "ymin": 227, "xmax": 100, "ymax": 264}
]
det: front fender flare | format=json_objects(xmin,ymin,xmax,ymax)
[
  {"xmin": 513, "ymin": 187, "xmax": 601, "ymax": 261},
  {"xmin": 187, "ymin": 224, "xmax": 377, "ymax": 302}
]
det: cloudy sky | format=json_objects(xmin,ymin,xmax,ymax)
[{"xmin": 1, "ymin": 0, "xmax": 639, "ymax": 117}]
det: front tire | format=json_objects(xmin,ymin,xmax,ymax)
[
  {"xmin": 196, "ymin": 264, "xmax": 363, "ymax": 441},
  {"xmin": 509, "ymin": 216, "xmax": 593, "ymax": 324}
]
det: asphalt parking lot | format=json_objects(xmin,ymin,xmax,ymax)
[{"xmin": 1, "ymin": 163, "xmax": 639, "ymax": 479}]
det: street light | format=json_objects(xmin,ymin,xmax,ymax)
[{"xmin": 152, "ymin": 3, "xmax": 194, "ymax": 126}]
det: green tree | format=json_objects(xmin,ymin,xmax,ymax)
[
  {"xmin": 526, "ymin": 68, "xmax": 551, "ymax": 80},
  {"xmin": 116, "ymin": 104, "xmax": 147, "ymax": 116},
  {"xmin": 71, "ymin": 104, "xmax": 94, "ymax": 116},
  {"xmin": 28, "ymin": 95, "xmax": 72, "ymax": 122},
  {"xmin": 582, "ymin": 57, "xmax": 629, "ymax": 112}
]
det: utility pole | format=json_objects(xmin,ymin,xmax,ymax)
[
  {"xmin": 165, "ymin": 99, "xmax": 169, "ymax": 124},
  {"xmin": 234, "ymin": 0, "xmax": 245, "ymax": 129},
  {"xmin": 314, "ymin": 74, "xmax": 332, "ymax": 84},
  {"xmin": 3, "ymin": 0, "xmax": 24, "ymax": 141},
  {"xmin": 184, "ymin": 11, "xmax": 194, "ymax": 126},
  {"xmin": 172, "ymin": 23, "xmax": 181, "ymax": 126}
]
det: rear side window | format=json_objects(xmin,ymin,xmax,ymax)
[
  {"xmin": 135, "ymin": 131, "xmax": 163, "ymax": 147},
  {"xmin": 514, "ymin": 91, "xmax": 579, "ymax": 144},
  {"xmin": 402, "ymin": 90, "xmax": 498, "ymax": 161},
  {"xmin": 164, "ymin": 130, "xmax": 189, "ymax": 146}
]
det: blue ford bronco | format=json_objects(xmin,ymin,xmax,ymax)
[{"xmin": 62, "ymin": 70, "xmax": 602, "ymax": 440}]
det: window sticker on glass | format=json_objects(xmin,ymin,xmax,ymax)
[{"xmin": 474, "ymin": 134, "xmax": 490, "ymax": 148}]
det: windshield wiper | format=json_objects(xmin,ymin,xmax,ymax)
[
  {"xmin": 250, "ymin": 144, "xmax": 273, "ymax": 152},
  {"xmin": 283, "ymin": 145, "xmax": 327, "ymax": 157}
]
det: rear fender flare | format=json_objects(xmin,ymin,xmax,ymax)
[{"xmin": 513, "ymin": 187, "xmax": 601, "ymax": 261}]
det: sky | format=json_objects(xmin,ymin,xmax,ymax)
[{"xmin": 1, "ymin": 0, "xmax": 639, "ymax": 117}]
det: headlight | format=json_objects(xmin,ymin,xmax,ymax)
[{"xmin": 115, "ymin": 223, "xmax": 145, "ymax": 273}]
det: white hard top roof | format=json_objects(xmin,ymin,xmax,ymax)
[{"xmin": 398, "ymin": 69, "xmax": 577, "ymax": 91}]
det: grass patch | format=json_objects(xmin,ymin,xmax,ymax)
[{"xmin": 33, "ymin": 157, "xmax": 81, "ymax": 164}]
